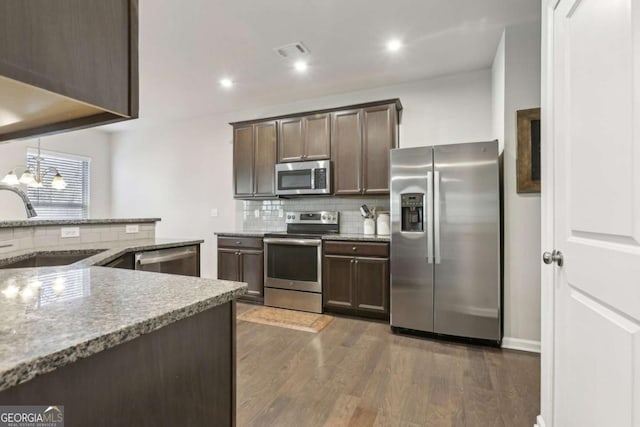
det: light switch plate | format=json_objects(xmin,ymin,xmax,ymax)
[
  {"xmin": 278, "ymin": 209, "xmax": 284, "ymax": 218},
  {"xmin": 125, "ymin": 225, "xmax": 139, "ymax": 234},
  {"xmin": 61, "ymin": 227, "xmax": 80, "ymax": 238},
  {"xmin": 210, "ymin": 208, "xmax": 219, "ymax": 217},
  {"xmin": 254, "ymin": 209, "xmax": 260, "ymax": 218}
]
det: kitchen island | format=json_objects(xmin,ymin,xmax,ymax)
[{"xmin": 0, "ymin": 263, "xmax": 246, "ymax": 426}]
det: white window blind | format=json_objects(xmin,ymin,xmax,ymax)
[{"xmin": 26, "ymin": 151, "xmax": 90, "ymax": 219}]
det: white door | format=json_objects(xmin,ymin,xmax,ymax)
[{"xmin": 549, "ymin": 0, "xmax": 640, "ymax": 426}]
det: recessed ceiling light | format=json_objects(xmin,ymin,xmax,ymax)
[
  {"xmin": 386, "ymin": 39, "xmax": 403, "ymax": 52},
  {"xmin": 220, "ymin": 78, "xmax": 233, "ymax": 88},
  {"xmin": 294, "ymin": 60, "xmax": 308, "ymax": 72}
]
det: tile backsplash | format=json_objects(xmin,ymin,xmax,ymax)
[
  {"xmin": 0, "ymin": 223, "xmax": 156, "ymax": 255},
  {"xmin": 241, "ymin": 196, "xmax": 390, "ymax": 234}
]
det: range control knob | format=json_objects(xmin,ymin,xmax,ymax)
[{"xmin": 321, "ymin": 215, "xmax": 327, "ymax": 221}]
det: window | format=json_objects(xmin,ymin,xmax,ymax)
[{"xmin": 26, "ymin": 150, "xmax": 90, "ymax": 219}]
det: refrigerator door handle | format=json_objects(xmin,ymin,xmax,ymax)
[
  {"xmin": 426, "ymin": 172, "xmax": 434, "ymax": 263},
  {"xmin": 434, "ymin": 171, "xmax": 441, "ymax": 264}
]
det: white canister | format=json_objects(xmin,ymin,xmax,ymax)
[
  {"xmin": 376, "ymin": 212, "xmax": 390, "ymax": 236},
  {"xmin": 363, "ymin": 218, "xmax": 375, "ymax": 235}
]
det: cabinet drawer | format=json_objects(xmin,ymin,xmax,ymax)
[
  {"xmin": 324, "ymin": 241, "xmax": 389, "ymax": 257},
  {"xmin": 217, "ymin": 236, "xmax": 263, "ymax": 250}
]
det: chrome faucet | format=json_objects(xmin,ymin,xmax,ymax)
[{"xmin": 0, "ymin": 184, "xmax": 37, "ymax": 218}]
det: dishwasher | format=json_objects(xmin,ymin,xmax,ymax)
[{"xmin": 134, "ymin": 245, "xmax": 200, "ymax": 277}]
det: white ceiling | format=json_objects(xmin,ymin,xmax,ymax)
[{"xmin": 105, "ymin": 0, "xmax": 539, "ymax": 132}]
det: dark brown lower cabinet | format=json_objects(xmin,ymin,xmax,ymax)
[
  {"xmin": 0, "ymin": 302, "xmax": 236, "ymax": 427},
  {"xmin": 323, "ymin": 241, "xmax": 389, "ymax": 320},
  {"xmin": 217, "ymin": 237, "xmax": 264, "ymax": 303}
]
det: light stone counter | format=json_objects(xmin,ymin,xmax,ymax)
[
  {"xmin": 0, "ymin": 239, "xmax": 247, "ymax": 392},
  {"xmin": 0, "ymin": 218, "xmax": 160, "ymax": 228}
]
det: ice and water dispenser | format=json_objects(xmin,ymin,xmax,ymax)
[{"xmin": 401, "ymin": 193, "xmax": 424, "ymax": 232}]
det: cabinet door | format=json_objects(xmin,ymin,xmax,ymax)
[
  {"xmin": 304, "ymin": 114, "xmax": 331, "ymax": 160},
  {"xmin": 233, "ymin": 125, "xmax": 254, "ymax": 197},
  {"xmin": 217, "ymin": 249, "xmax": 240, "ymax": 282},
  {"xmin": 332, "ymin": 109, "xmax": 363, "ymax": 195},
  {"xmin": 355, "ymin": 257, "xmax": 389, "ymax": 317},
  {"xmin": 240, "ymin": 250, "xmax": 264, "ymax": 300},
  {"xmin": 323, "ymin": 255, "xmax": 356, "ymax": 310},
  {"xmin": 278, "ymin": 117, "xmax": 305, "ymax": 162},
  {"xmin": 362, "ymin": 104, "xmax": 397, "ymax": 195},
  {"xmin": 254, "ymin": 121, "xmax": 277, "ymax": 197},
  {"xmin": 0, "ymin": 0, "xmax": 131, "ymax": 115}
]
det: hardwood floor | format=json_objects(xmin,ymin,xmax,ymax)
[{"xmin": 236, "ymin": 303, "xmax": 540, "ymax": 427}]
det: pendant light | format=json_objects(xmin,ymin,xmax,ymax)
[{"xmin": 1, "ymin": 139, "xmax": 67, "ymax": 190}]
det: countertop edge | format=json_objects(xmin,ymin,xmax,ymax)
[
  {"xmin": 0, "ymin": 282, "xmax": 246, "ymax": 393},
  {"xmin": 215, "ymin": 231, "xmax": 390, "ymax": 242},
  {"xmin": 0, "ymin": 239, "xmax": 206, "ymax": 268},
  {"xmin": 0, "ymin": 218, "xmax": 162, "ymax": 229}
]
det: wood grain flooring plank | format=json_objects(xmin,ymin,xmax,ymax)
[
  {"xmin": 324, "ymin": 394, "xmax": 361, "ymax": 427},
  {"xmin": 235, "ymin": 304, "xmax": 540, "ymax": 427}
]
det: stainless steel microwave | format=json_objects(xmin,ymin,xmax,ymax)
[{"xmin": 275, "ymin": 160, "xmax": 332, "ymax": 196}]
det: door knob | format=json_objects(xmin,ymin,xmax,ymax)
[{"xmin": 543, "ymin": 250, "xmax": 564, "ymax": 267}]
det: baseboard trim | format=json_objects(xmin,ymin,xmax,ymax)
[
  {"xmin": 534, "ymin": 414, "xmax": 546, "ymax": 427},
  {"xmin": 501, "ymin": 337, "xmax": 541, "ymax": 353}
]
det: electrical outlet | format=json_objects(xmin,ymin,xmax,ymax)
[
  {"xmin": 60, "ymin": 227, "xmax": 80, "ymax": 238},
  {"xmin": 278, "ymin": 209, "xmax": 284, "ymax": 218},
  {"xmin": 125, "ymin": 225, "xmax": 139, "ymax": 234},
  {"xmin": 254, "ymin": 209, "xmax": 260, "ymax": 218},
  {"xmin": 210, "ymin": 208, "xmax": 219, "ymax": 217}
]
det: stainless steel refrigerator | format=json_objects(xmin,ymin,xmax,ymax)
[{"xmin": 390, "ymin": 141, "xmax": 502, "ymax": 343}]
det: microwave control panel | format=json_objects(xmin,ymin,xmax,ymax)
[{"xmin": 314, "ymin": 169, "xmax": 327, "ymax": 189}]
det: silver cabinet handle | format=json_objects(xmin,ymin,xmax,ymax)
[
  {"xmin": 426, "ymin": 172, "xmax": 434, "ymax": 264},
  {"xmin": 263, "ymin": 238, "xmax": 321, "ymax": 246},
  {"xmin": 543, "ymin": 250, "xmax": 563, "ymax": 267},
  {"xmin": 136, "ymin": 248, "xmax": 196, "ymax": 266},
  {"xmin": 433, "ymin": 171, "xmax": 441, "ymax": 264}
]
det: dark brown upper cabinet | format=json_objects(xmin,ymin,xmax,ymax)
[
  {"xmin": 233, "ymin": 121, "xmax": 277, "ymax": 199},
  {"xmin": 278, "ymin": 113, "xmax": 330, "ymax": 162},
  {"xmin": 333, "ymin": 103, "xmax": 399, "ymax": 196},
  {"xmin": 230, "ymin": 99, "xmax": 401, "ymax": 198},
  {"xmin": 0, "ymin": 0, "xmax": 138, "ymax": 142}
]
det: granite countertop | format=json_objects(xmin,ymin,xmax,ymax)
[
  {"xmin": 215, "ymin": 231, "xmax": 267, "ymax": 238},
  {"xmin": 323, "ymin": 233, "xmax": 390, "ymax": 242},
  {"xmin": 0, "ymin": 218, "xmax": 161, "ymax": 229},
  {"xmin": 0, "ymin": 267, "xmax": 246, "ymax": 392},
  {"xmin": 0, "ymin": 238, "xmax": 247, "ymax": 392},
  {"xmin": 0, "ymin": 238, "xmax": 205, "ymax": 268},
  {"xmin": 216, "ymin": 231, "xmax": 390, "ymax": 242}
]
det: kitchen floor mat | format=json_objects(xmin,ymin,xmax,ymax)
[{"xmin": 237, "ymin": 306, "xmax": 334, "ymax": 333}]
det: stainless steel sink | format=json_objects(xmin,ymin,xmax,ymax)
[{"xmin": 0, "ymin": 250, "xmax": 106, "ymax": 269}]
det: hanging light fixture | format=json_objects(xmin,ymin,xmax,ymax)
[{"xmin": 1, "ymin": 139, "xmax": 67, "ymax": 190}]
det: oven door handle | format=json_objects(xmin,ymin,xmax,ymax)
[{"xmin": 263, "ymin": 238, "xmax": 322, "ymax": 246}]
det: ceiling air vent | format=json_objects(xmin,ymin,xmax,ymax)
[{"xmin": 273, "ymin": 42, "xmax": 310, "ymax": 60}]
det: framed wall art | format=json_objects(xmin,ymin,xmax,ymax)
[{"xmin": 516, "ymin": 107, "xmax": 541, "ymax": 193}]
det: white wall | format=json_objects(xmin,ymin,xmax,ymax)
[
  {"xmin": 492, "ymin": 33, "xmax": 506, "ymax": 149},
  {"xmin": 0, "ymin": 129, "xmax": 112, "ymax": 220},
  {"xmin": 497, "ymin": 21, "xmax": 542, "ymax": 345},
  {"xmin": 110, "ymin": 69, "xmax": 494, "ymax": 279}
]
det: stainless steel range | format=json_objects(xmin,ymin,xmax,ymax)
[{"xmin": 263, "ymin": 211, "xmax": 339, "ymax": 313}]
